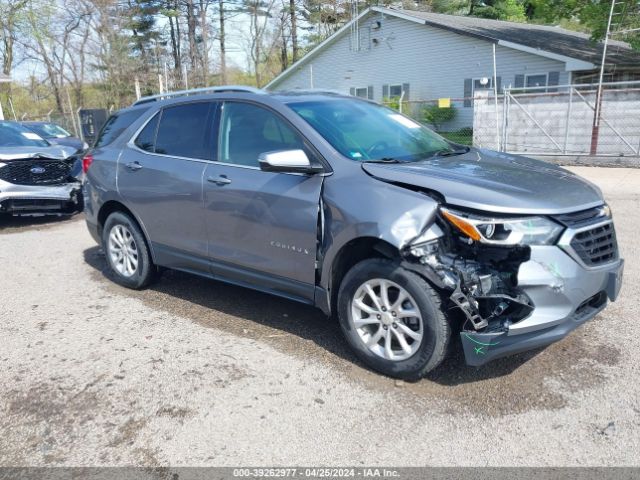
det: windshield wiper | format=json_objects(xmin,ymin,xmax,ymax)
[
  {"xmin": 427, "ymin": 147, "xmax": 470, "ymax": 159},
  {"xmin": 363, "ymin": 157, "xmax": 404, "ymax": 164}
]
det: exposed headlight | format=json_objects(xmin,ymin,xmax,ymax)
[{"xmin": 440, "ymin": 207, "xmax": 564, "ymax": 245}]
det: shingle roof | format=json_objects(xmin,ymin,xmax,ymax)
[{"xmin": 400, "ymin": 9, "xmax": 640, "ymax": 66}]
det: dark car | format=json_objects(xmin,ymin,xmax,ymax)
[
  {"xmin": 82, "ymin": 86, "xmax": 623, "ymax": 380},
  {"xmin": 22, "ymin": 121, "xmax": 87, "ymax": 153}
]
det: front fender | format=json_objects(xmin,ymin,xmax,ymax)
[{"xmin": 319, "ymin": 172, "xmax": 439, "ymax": 290}]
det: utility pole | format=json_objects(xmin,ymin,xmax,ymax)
[{"xmin": 590, "ymin": 0, "xmax": 617, "ymax": 155}]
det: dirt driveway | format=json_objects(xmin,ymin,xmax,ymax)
[{"xmin": 1, "ymin": 167, "xmax": 639, "ymax": 466}]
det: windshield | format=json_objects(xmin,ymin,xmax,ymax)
[
  {"xmin": 0, "ymin": 122, "xmax": 50, "ymax": 148},
  {"xmin": 26, "ymin": 123, "xmax": 71, "ymax": 139},
  {"xmin": 288, "ymin": 99, "xmax": 454, "ymax": 162}
]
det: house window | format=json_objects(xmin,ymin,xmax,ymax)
[
  {"xmin": 473, "ymin": 77, "xmax": 494, "ymax": 95},
  {"xmin": 525, "ymin": 73, "xmax": 548, "ymax": 90},
  {"xmin": 355, "ymin": 87, "xmax": 368, "ymax": 98},
  {"xmin": 389, "ymin": 84, "xmax": 403, "ymax": 98}
]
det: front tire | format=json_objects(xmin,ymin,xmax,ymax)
[
  {"xmin": 102, "ymin": 211, "xmax": 156, "ymax": 289},
  {"xmin": 337, "ymin": 258, "xmax": 450, "ymax": 380}
]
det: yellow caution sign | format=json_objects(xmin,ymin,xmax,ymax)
[{"xmin": 438, "ymin": 98, "xmax": 451, "ymax": 108}]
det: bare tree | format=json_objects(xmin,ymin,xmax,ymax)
[
  {"xmin": 289, "ymin": 0, "xmax": 298, "ymax": 62},
  {"xmin": 0, "ymin": 0, "xmax": 28, "ymax": 76},
  {"xmin": 244, "ymin": 0, "xmax": 283, "ymax": 86}
]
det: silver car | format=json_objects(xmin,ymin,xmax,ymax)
[
  {"xmin": 0, "ymin": 121, "xmax": 83, "ymax": 216},
  {"xmin": 83, "ymin": 87, "xmax": 624, "ymax": 379}
]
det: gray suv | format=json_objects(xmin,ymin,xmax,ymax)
[{"xmin": 83, "ymin": 86, "xmax": 624, "ymax": 380}]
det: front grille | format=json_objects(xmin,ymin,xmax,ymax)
[
  {"xmin": 0, "ymin": 159, "xmax": 72, "ymax": 186},
  {"xmin": 570, "ymin": 222, "xmax": 618, "ymax": 266}
]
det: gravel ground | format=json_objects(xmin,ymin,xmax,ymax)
[{"xmin": 0, "ymin": 166, "xmax": 639, "ymax": 467}]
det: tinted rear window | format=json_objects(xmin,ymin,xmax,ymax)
[
  {"xmin": 94, "ymin": 108, "xmax": 148, "ymax": 148},
  {"xmin": 134, "ymin": 113, "xmax": 159, "ymax": 152},
  {"xmin": 154, "ymin": 102, "xmax": 213, "ymax": 159}
]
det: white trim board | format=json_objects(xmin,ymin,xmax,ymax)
[{"xmin": 498, "ymin": 40, "xmax": 594, "ymax": 71}]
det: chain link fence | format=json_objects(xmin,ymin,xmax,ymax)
[
  {"xmin": 381, "ymin": 96, "xmax": 489, "ymax": 147},
  {"xmin": 382, "ymin": 81, "xmax": 640, "ymax": 160},
  {"xmin": 476, "ymin": 81, "xmax": 640, "ymax": 157},
  {"xmin": 15, "ymin": 110, "xmax": 82, "ymax": 138}
]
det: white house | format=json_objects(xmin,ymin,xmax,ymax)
[{"xmin": 267, "ymin": 7, "xmax": 640, "ymax": 129}]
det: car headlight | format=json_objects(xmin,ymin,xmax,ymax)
[{"xmin": 440, "ymin": 207, "xmax": 564, "ymax": 245}]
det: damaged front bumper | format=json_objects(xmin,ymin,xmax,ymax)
[
  {"xmin": 461, "ymin": 249, "xmax": 623, "ymax": 366},
  {"xmin": 0, "ymin": 180, "xmax": 83, "ymax": 215},
  {"xmin": 405, "ymin": 210, "xmax": 624, "ymax": 368}
]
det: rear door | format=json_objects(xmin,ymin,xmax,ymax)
[
  {"xmin": 118, "ymin": 101, "xmax": 216, "ymax": 270},
  {"xmin": 203, "ymin": 101, "xmax": 324, "ymax": 301}
]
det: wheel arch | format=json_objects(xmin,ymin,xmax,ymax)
[
  {"xmin": 97, "ymin": 200, "xmax": 156, "ymax": 262},
  {"xmin": 325, "ymin": 236, "xmax": 401, "ymax": 317}
]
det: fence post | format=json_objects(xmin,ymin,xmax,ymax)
[
  {"xmin": 563, "ymin": 88, "xmax": 573, "ymax": 154},
  {"xmin": 76, "ymin": 108, "xmax": 84, "ymax": 142},
  {"xmin": 500, "ymin": 89, "xmax": 509, "ymax": 152}
]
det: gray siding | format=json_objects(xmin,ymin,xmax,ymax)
[{"xmin": 271, "ymin": 13, "xmax": 569, "ymax": 129}]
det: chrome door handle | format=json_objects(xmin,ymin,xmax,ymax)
[
  {"xmin": 207, "ymin": 175, "xmax": 231, "ymax": 186},
  {"xmin": 125, "ymin": 161, "xmax": 143, "ymax": 171}
]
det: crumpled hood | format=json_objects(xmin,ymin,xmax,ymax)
[
  {"xmin": 0, "ymin": 145, "xmax": 76, "ymax": 161},
  {"xmin": 362, "ymin": 148, "xmax": 604, "ymax": 214}
]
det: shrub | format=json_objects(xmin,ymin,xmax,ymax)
[
  {"xmin": 422, "ymin": 103, "xmax": 457, "ymax": 131},
  {"xmin": 383, "ymin": 96, "xmax": 410, "ymax": 114}
]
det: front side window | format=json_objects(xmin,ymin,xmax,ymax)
[
  {"xmin": 288, "ymin": 98, "xmax": 452, "ymax": 162},
  {"xmin": 218, "ymin": 102, "xmax": 305, "ymax": 167},
  {"xmin": 154, "ymin": 102, "xmax": 213, "ymax": 159}
]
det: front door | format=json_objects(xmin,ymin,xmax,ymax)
[
  {"xmin": 117, "ymin": 101, "xmax": 216, "ymax": 270},
  {"xmin": 203, "ymin": 101, "xmax": 323, "ymax": 302}
]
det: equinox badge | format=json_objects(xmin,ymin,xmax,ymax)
[{"xmin": 270, "ymin": 241, "xmax": 309, "ymax": 255}]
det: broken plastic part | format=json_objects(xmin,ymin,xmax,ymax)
[
  {"xmin": 450, "ymin": 286, "xmax": 488, "ymax": 329},
  {"xmin": 404, "ymin": 222, "xmax": 533, "ymax": 332}
]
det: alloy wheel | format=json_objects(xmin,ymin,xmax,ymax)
[
  {"xmin": 350, "ymin": 278, "xmax": 424, "ymax": 361},
  {"xmin": 107, "ymin": 224, "xmax": 139, "ymax": 278}
]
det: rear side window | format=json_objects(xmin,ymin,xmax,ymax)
[
  {"xmin": 134, "ymin": 113, "xmax": 159, "ymax": 152},
  {"xmin": 154, "ymin": 102, "xmax": 213, "ymax": 159},
  {"xmin": 94, "ymin": 108, "xmax": 148, "ymax": 148}
]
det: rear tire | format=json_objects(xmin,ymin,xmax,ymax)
[
  {"xmin": 337, "ymin": 258, "xmax": 450, "ymax": 380},
  {"xmin": 102, "ymin": 211, "xmax": 156, "ymax": 289}
]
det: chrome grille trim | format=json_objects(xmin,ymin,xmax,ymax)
[{"xmin": 557, "ymin": 218, "xmax": 620, "ymax": 270}]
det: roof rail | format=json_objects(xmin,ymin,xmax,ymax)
[{"xmin": 132, "ymin": 85, "xmax": 264, "ymax": 106}]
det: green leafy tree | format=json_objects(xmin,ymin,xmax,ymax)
[
  {"xmin": 528, "ymin": 0, "xmax": 640, "ymax": 49},
  {"xmin": 432, "ymin": 0, "xmax": 526, "ymax": 22}
]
